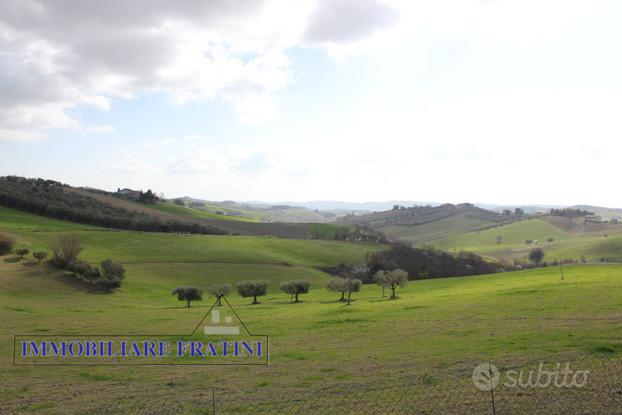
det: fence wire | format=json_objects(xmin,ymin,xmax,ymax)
[{"xmin": 3, "ymin": 357, "xmax": 621, "ymax": 414}]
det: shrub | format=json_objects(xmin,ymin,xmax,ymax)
[
  {"xmin": 15, "ymin": 246, "xmax": 30, "ymax": 259},
  {"xmin": 96, "ymin": 259, "xmax": 125, "ymax": 291},
  {"xmin": 50, "ymin": 234, "xmax": 83, "ymax": 267},
  {"xmin": 32, "ymin": 251, "xmax": 48, "ymax": 263},
  {"xmin": 528, "ymin": 248, "xmax": 545, "ymax": 266},
  {"xmin": 0, "ymin": 232, "xmax": 15, "ymax": 255}
]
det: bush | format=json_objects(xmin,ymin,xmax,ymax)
[
  {"xmin": 32, "ymin": 251, "xmax": 48, "ymax": 263},
  {"xmin": 96, "ymin": 259, "xmax": 125, "ymax": 291},
  {"xmin": 0, "ymin": 232, "xmax": 15, "ymax": 255},
  {"xmin": 528, "ymin": 248, "xmax": 545, "ymax": 266},
  {"xmin": 15, "ymin": 246, "xmax": 30, "ymax": 259},
  {"xmin": 50, "ymin": 234, "xmax": 83, "ymax": 267}
]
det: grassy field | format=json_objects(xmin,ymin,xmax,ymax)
[
  {"xmin": 1, "ymin": 257, "xmax": 621, "ymax": 412},
  {"xmin": 150, "ymin": 202, "xmax": 258, "ymax": 222},
  {"xmin": 431, "ymin": 217, "xmax": 622, "ymax": 263},
  {"xmin": 382, "ymin": 211, "xmax": 502, "ymax": 245},
  {"xmin": 2, "ymin": 208, "xmax": 622, "ymax": 412}
]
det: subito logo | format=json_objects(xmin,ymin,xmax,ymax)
[{"xmin": 473, "ymin": 362, "xmax": 500, "ymax": 391}]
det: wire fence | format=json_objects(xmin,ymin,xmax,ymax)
[
  {"xmin": 3, "ymin": 357, "xmax": 621, "ymax": 414},
  {"xmin": 214, "ymin": 357, "xmax": 622, "ymax": 414}
]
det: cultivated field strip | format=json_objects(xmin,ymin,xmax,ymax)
[{"xmin": 3, "ymin": 358, "xmax": 620, "ymax": 414}]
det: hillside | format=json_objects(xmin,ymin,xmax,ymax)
[
  {"xmin": 431, "ymin": 215, "xmax": 622, "ymax": 263},
  {"xmin": 570, "ymin": 205, "xmax": 622, "ymax": 221},
  {"xmin": 2, "ymin": 251, "xmax": 621, "ymax": 412},
  {"xmin": 0, "ymin": 177, "xmax": 384, "ymax": 242},
  {"xmin": 337, "ymin": 203, "xmax": 517, "ymax": 244},
  {"xmin": 174, "ymin": 197, "xmax": 337, "ymax": 223}
]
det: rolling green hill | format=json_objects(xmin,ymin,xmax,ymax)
[
  {"xmin": 0, "ymin": 176, "xmax": 381, "ymax": 241},
  {"xmin": 431, "ymin": 216, "xmax": 622, "ymax": 263},
  {"xmin": 337, "ymin": 203, "xmax": 517, "ymax": 244},
  {"xmin": 1, "ymin": 205, "xmax": 381, "ymax": 285},
  {"xmin": 2, "ymin": 254, "xmax": 621, "ymax": 412},
  {"xmin": 170, "ymin": 197, "xmax": 337, "ymax": 223}
]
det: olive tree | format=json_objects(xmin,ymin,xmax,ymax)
[
  {"xmin": 207, "ymin": 283, "xmax": 231, "ymax": 306},
  {"xmin": 280, "ymin": 280, "xmax": 310, "ymax": 303},
  {"xmin": 95, "ymin": 260, "xmax": 126, "ymax": 290},
  {"xmin": 32, "ymin": 251, "xmax": 47, "ymax": 263},
  {"xmin": 344, "ymin": 278, "xmax": 362, "ymax": 305},
  {"xmin": 15, "ymin": 247, "xmax": 30, "ymax": 259},
  {"xmin": 529, "ymin": 247, "xmax": 545, "ymax": 266},
  {"xmin": 236, "ymin": 280, "xmax": 269, "ymax": 304},
  {"xmin": 0, "ymin": 232, "xmax": 15, "ymax": 255},
  {"xmin": 384, "ymin": 269, "xmax": 409, "ymax": 299},
  {"xmin": 373, "ymin": 270, "xmax": 388, "ymax": 297},
  {"xmin": 326, "ymin": 277, "xmax": 347, "ymax": 302},
  {"xmin": 172, "ymin": 287, "xmax": 203, "ymax": 308}
]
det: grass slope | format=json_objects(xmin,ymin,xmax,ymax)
[
  {"xmin": 1, "ymin": 259, "xmax": 621, "ymax": 412},
  {"xmin": 431, "ymin": 217, "xmax": 622, "ymax": 262}
]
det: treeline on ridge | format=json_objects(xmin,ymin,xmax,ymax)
[
  {"xmin": 0, "ymin": 176, "xmax": 228, "ymax": 235},
  {"xmin": 366, "ymin": 242, "xmax": 507, "ymax": 280}
]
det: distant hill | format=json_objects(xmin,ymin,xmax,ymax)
[
  {"xmin": 570, "ymin": 205, "xmax": 622, "ymax": 221},
  {"xmin": 0, "ymin": 176, "xmax": 385, "ymax": 242},
  {"xmin": 336, "ymin": 203, "xmax": 518, "ymax": 244},
  {"xmin": 172, "ymin": 197, "xmax": 337, "ymax": 223},
  {"xmin": 282, "ymin": 200, "xmax": 439, "ymax": 212}
]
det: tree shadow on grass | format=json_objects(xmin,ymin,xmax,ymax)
[
  {"xmin": 49, "ymin": 272, "xmax": 111, "ymax": 295},
  {"xmin": 3, "ymin": 257, "xmax": 21, "ymax": 263}
]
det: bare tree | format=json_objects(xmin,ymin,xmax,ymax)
[{"xmin": 50, "ymin": 234, "xmax": 83, "ymax": 267}]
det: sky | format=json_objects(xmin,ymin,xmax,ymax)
[{"xmin": 1, "ymin": 0, "xmax": 622, "ymax": 207}]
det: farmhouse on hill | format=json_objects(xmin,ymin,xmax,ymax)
[{"xmin": 116, "ymin": 188, "xmax": 141, "ymax": 200}]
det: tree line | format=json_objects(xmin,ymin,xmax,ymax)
[
  {"xmin": 366, "ymin": 242, "xmax": 508, "ymax": 281},
  {"xmin": 0, "ymin": 176, "xmax": 228, "ymax": 235}
]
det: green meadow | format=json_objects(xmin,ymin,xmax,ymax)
[
  {"xmin": 1, "ymin": 207, "xmax": 622, "ymax": 412},
  {"xmin": 431, "ymin": 217, "xmax": 622, "ymax": 262}
]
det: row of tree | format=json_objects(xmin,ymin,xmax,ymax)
[
  {"xmin": 172, "ymin": 269, "xmax": 411, "ymax": 308},
  {"xmin": 550, "ymin": 208, "xmax": 594, "ymax": 218},
  {"xmin": 0, "ymin": 176, "xmax": 228, "ymax": 235},
  {"xmin": 173, "ymin": 280, "xmax": 271, "ymax": 307}
]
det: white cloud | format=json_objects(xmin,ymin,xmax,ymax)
[{"xmin": 0, "ymin": 0, "xmax": 398, "ymax": 139}]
